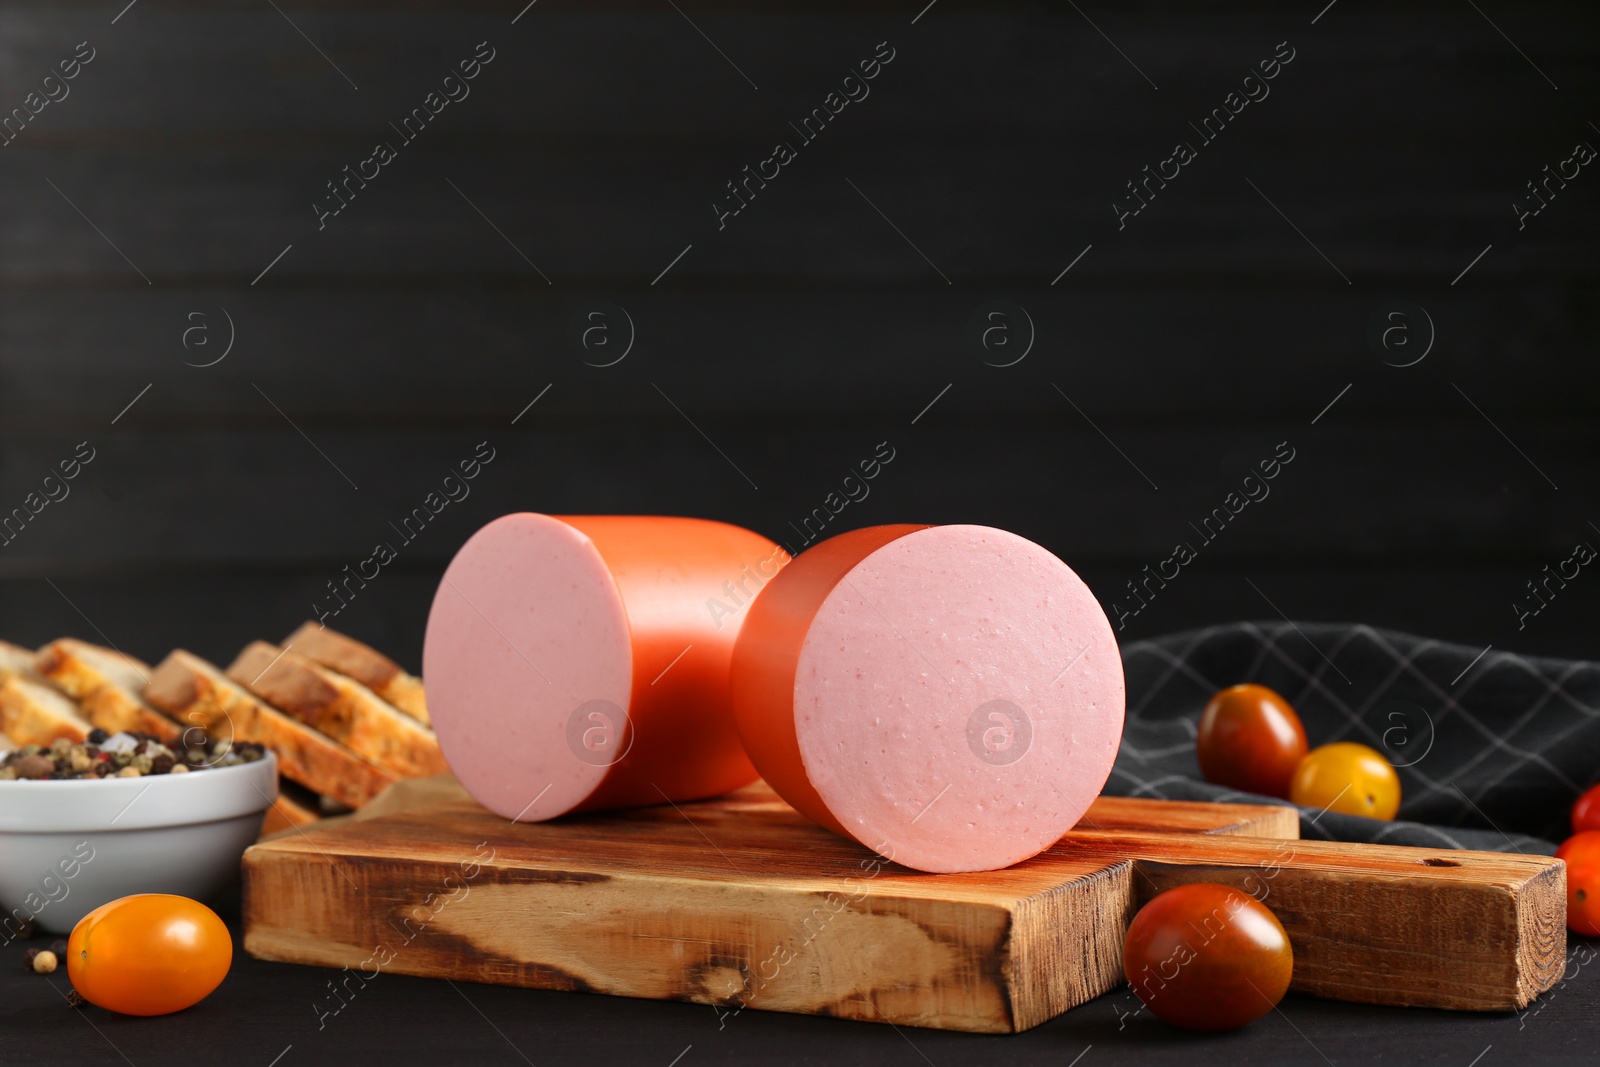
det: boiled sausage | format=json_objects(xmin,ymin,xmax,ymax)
[
  {"xmin": 731, "ymin": 524, "xmax": 1123, "ymax": 872},
  {"xmin": 424, "ymin": 513, "xmax": 782, "ymax": 820}
]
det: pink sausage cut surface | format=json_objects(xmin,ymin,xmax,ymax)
[
  {"xmin": 732, "ymin": 524, "xmax": 1124, "ymax": 873},
  {"xmin": 424, "ymin": 513, "xmax": 775, "ymax": 822}
]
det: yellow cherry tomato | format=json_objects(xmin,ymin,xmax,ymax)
[
  {"xmin": 68, "ymin": 894, "xmax": 232, "ymax": 1016},
  {"xmin": 1289, "ymin": 742, "xmax": 1401, "ymax": 820}
]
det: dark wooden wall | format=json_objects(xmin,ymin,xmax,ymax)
[{"xmin": 1, "ymin": 0, "xmax": 1595, "ymax": 670}]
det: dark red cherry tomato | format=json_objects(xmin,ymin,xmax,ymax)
[
  {"xmin": 1123, "ymin": 882, "xmax": 1294, "ymax": 1031},
  {"xmin": 1196, "ymin": 684, "xmax": 1308, "ymax": 799},
  {"xmin": 1572, "ymin": 783, "xmax": 1600, "ymax": 834}
]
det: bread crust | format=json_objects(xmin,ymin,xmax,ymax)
[
  {"xmin": 226, "ymin": 641, "xmax": 446, "ymax": 778},
  {"xmin": 146, "ymin": 650, "xmax": 397, "ymax": 809},
  {"xmin": 260, "ymin": 790, "xmax": 321, "ymax": 835},
  {"xmin": 284, "ymin": 622, "xmax": 430, "ymax": 725},
  {"xmin": 34, "ymin": 639, "xmax": 180, "ymax": 743},
  {"xmin": 0, "ymin": 674, "xmax": 93, "ymax": 747}
]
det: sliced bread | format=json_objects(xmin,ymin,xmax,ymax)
[
  {"xmin": 226, "ymin": 641, "xmax": 446, "ymax": 778},
  {"xmin": 0, "ymin": 641, "xmax": 93, "ymax": 747},
  {"xmin": 283, "ymin": 622, "xmax": 430, "ymax": 725},
  {"xmin": 146, "ymin": 649, "xmax": 397, "ymax": 809},
  {"xmin": 0, "ymin": 641, "xmax": 36, "ymax": 677},
  {"xmin": 261, "ymin": 787, "xmax": 321, "ymax": 836},
  {"xmin": 34, "ymin": 639, "xmax": 182, "ymax": 743}
]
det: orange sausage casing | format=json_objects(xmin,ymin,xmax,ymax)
[{"xmin": 423, "ymin": 513, "xmax": 786, "ymax": 821}]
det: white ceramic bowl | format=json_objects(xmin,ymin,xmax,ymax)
[{"xmin": 0, "ymin": 753, "xmax": 277, "ymax": 933}]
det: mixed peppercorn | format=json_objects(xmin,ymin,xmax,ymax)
[
  {"xmin": 22, "ymin": 942, "xmax": 65, "ymax": 974},
  {"xmin": 0, "ymin": 730, "xmax": 266, "ymax": 780},
  {"xmin": 17, "ymin": 932, "xmax": 87, "ymax": 1005}
]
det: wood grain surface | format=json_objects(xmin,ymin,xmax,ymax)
[
  {"xmin": 1070, "ymin": 831, "xmax": 1567, "ymax": 1012},
  {"xmin": 242, "ymin": 776, "xmax": 1561, "ymax": 1031}
]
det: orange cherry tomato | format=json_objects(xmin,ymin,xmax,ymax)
[
  {"xmin": 1573, "ymin": 784, "xmax": 1600, "ymax": 834},
  {"xmin": 1289, "ymin": 742, "xmax": 1401, "ymax": 820},
  {"xmin": 1123, "ymin": 882, "xmax": 1293, "ymax": 1031},
  {"xmin": 68, "ymin": 894, "xmax": 232, "ymax": 1016},
  {"xmin": 1567, "ymin": 864, "xmax": 1600, "ymax": 937},
  {"xmin": 1557, "ymin": 835, "xmax": 1600, "ymax": 935},
  {"xmin": 1196, "ymin": 684, "xmax": 1308, "ymax": 798},
  {"xmin": 1557, "ymin": 831, "xmax": 1600, "ymax": 867}
]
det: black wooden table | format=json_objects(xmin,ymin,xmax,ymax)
[{"xmin": 4, "ymin": 0, "xmax": 1598, "ymax": 1061}]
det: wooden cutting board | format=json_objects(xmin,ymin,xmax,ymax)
[{"xmin": 242, "ymin": 776, "xmax": 1564, "ymax": 1033}]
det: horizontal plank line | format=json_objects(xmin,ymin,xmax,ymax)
[
  {"xmin": 2, "ymin": 409, "xmax": 1599, "ymax": 435},
  {"xmin": 1, "ymin": 267, "xmax": 1591, "ymax": 294},
  {"xmin": 0, "ymin": 555, "xmax": 1578, "ymax": 581},
  {"xmin": 0, "ymin": 119, "xmax": 1579, "ymax": 152}
]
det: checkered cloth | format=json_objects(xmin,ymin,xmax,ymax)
[{"xmin": 1108, "ymin": 622, "xmax": 1600, "ymax": 855}]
